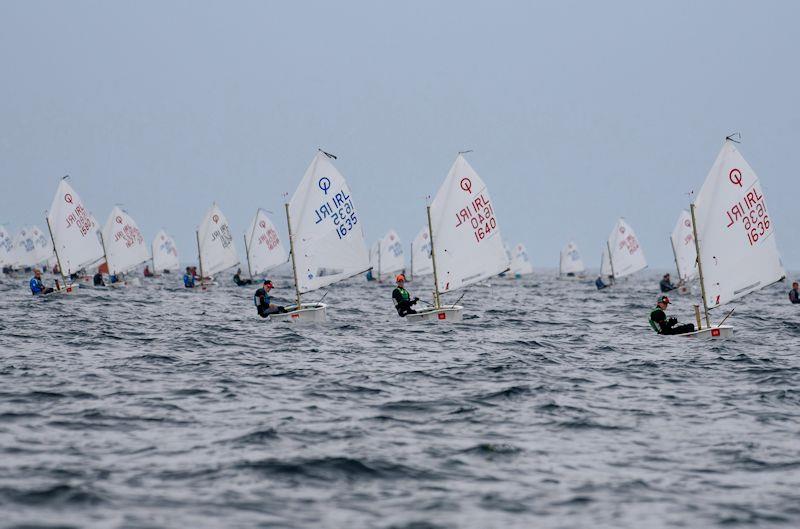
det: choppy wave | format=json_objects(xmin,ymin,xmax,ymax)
[{"xmin": 0, "ymin": 269, "xmax": 799, "ymax": 528}]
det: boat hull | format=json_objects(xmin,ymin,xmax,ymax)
[
  {"xmin": 41, "ymin": 284, "xmax": 78, "ymax": 297},
  {"xmin": 681, "ymin": 325, "xmax": 734, "ymax": 339},
  {"xmin": 269, "ymin": 303, "xmax": 327, "ymax": 323},
  {"xmin": 404, "ymin": 305, "xmax": 463, "ymax": 323}
]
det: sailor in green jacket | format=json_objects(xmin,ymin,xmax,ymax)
[
  {"xmin": 649, "ymin": 295, "xmax": 695, "ymax": 335},
  {"xmin": 391, "ymin": 274, "xmax": 419, "ymax": 317}
]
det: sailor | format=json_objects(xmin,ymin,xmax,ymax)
[
  {"xmin": 595, "ymin": 275, "xmax": 608, "ymax": 290},
  {"xmin": 143, "ymin": 265, "xmax": 154, "ymax": 277},
  {"xmin": 109, "ymin": 274, "xmax": 119, "ymax": 284},
  {"xmin": 649, "ymin": 295, "xmax": 695, "ymax": 335},
  {"xmin": 93, "ymin": 272, "xmax": 105, "ymax": 286},
  {"xmin": 233, "ymin": 268, "xmax": 252, "ymax": 286},
  {"xmin": 183, "ymin": 266, "xmax": 196, "ymax": 288},
  {"xmin": 659, "ymin": 273, "xmax": 676, "ymax": 293},
  {"xmin": 789, "ymin": 281, "xmax": 800, "ymax": 304},
  {"xmin": 29, "ymin": 269, "xmax": 53, "ymax": 295},
  {"xmin": 254, "ymin": 279, "xmax": 286, "ymax": 317},
  {"xmin": 392, "ymin": 274, "xmax": 419, "ymax": 317}
]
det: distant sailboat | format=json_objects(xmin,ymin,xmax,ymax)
[
  {"xmin": 152, "ymin": 230, "xmax": 180, "ymax": 274},
  {"xmin": 669, "ymin": 210, "xmax": 697, "ymax": 294},
  {"xmin": 370, "ymin": 230, "xmax": 404, "ymax": 282},
  {"xmin": 270, "ymin": 150, "xmax": 370, "ymax": 323},
  {"xmin": 196, "ymin": 203, "xmax": 239, "ymax": 289},
  {"xmin": 0, "ymin": 225, "xmax": 15, "ymax": 269},
  {"xmin": 45, "ymin": 176, "xmax": 105, "ymax": 295},
  {"xmin": 683, "ymin": 138, "xmax": 784, "ymax": 339},
  {"xmin": 406, "ymin": 153, "xmax": 509, "ymax": 322},
  {"xmin": 100, "ymin": 206, "xmax": 150, "ymax": 286},
  {"xmin": 558, "ymin": 241, "xmax": 585, "ymax": 279},
  {"xmin": 509, "ymin": 243, "xmax": 534, "ymax": 278},
  {"xmin": 243, "ymin": 208, "xmax": 288, "ymax": 280},
  {"xmin": 409, "ymin": 226, "xmax": 433, "ymax": 281},
  {"xmin": 602, "ymin": 218, "xmax": 647, "ymax": 283}
]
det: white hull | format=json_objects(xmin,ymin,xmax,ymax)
[
  {"xmin": 557, "ymin": 274, "xmax": 586, "ymax": 281},
  {"xmin": 41, "ymin": 284, "xmax": 79, "ymax": 297},
  {"xmin": 681, "ymin": 325, "xmax": 734, "ymax": 339},
  {"xmin": 404, "ymin": 305, "xmax": 463, "ymax": 323},
  {"xmin": 269, "ymin": 303, "xmax": 327, "ymax": 323}
]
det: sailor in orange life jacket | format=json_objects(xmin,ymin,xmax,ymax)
[{"xmin": 392, "ymin": 274, "xmax": 419, "ymax": 317}]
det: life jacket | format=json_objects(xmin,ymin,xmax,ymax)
[
  {"xmin": 649, "ymin": 307, "xmax": 664, "ymax": 334},
  {"xmin": 183, "ymin": 273, "xmax": 195, "ymax": 287},
  {"xmin": 30, "ymin": 277, "xmax": 43, "ymax": 294},
  {"xmin": 394, "ymin": 287, "xmax": 411, "ymax": 305}
]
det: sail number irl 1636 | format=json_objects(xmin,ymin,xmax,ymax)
[
  {"xmin": 454, "ymin": 193, "xmax": 496, "ymax": 243},
  {"xmin": 723, "ymin": 187, "xmax": 771, "ymax": 246}
]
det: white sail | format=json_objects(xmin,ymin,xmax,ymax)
[
  {"xmin": 559, "ymin": 241, "xmax": 585, "ymax": 275},
  {"xmin": 368, "ymin": 240, "xmax": 380, "ymax": 275},
  {"xmin": 102, "ymin": 206, "xmax": 150, "ymax": 275},
  {"xmin": 198, "ymin": 203, "xmax": 239, "ymax": 277},
  {"xmin": 245, "ymin": 208, "xmax": 288, "ymax": 276},
  {"xmin": 671, "ymin": 210, "xmax": 697, "ymax": 282},
  {"xmin": 0, "ymin": 225, "xmax": 15, "ymax": 266},
  {"xmin": 13, "ymin": 228, "xmax": 37, "ymax": 267},
  {"xmin": 28, "ymin": 225, "xmax": 53, "ymax": 266},
  {"xmin": 411, "ymin": 226, "xmax": 433, "ymax": 277},
  {"xmin": 430, "ymin": 154, "xmax": 509, "ymax": 293},
  {"xmin": 607, "ymin": 218, "xmax": 647, "ymax": 278},
  {"xmin": 376, "ymin": 229, "xmax": 404, "ymax": 280},
  {"xmin": 152, "ymin": 230, "xmax": 180, "ymax": 272},
  {"xmin": 288, "ymin": 151, "xmax": 370, "ymax": 294},
  {"xmin": 46, "ymin": 178, "xmax": 104, "ymax": 275},
  {"xmin": 510, "ymin": 243, "xmax": 534, "ymax": 276},
  {"xmin": 600, "ymin": 246, "xmax": 612, "ymax": 277},
  {"xmin": 693, "ymin": 140, "xmax": 784, "ymax": 308}
]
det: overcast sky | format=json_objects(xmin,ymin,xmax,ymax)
[{"xmin": 1, "ymin": 1, "xmax": 797, "ymax": 271}]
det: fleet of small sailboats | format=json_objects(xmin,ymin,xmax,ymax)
[{"xmin": 4, "ymin": 139, "xmax": 791, "ymax": 339}]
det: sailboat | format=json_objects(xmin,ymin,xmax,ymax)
[
  {"xmin": 406, "ymin": 153, "xmax": 509, "ymax": 322},
  {"xmin": 152, "ymin": 230, "xmax": 180, "ymax": 274},
  {"xmin": 195, "ymin": 203, "xmax": 239, "ymax": 290},
  {"xmin": 602, "ymin": 218, "xmax": 647, "ymax": 283},
  {"xmin": 0, "ymin": 225, "xmax": 15, "ymax": 270},
  {"xmin": 45, "ymin": 176, "xmax": 105, "ymax": 295},
  {"xmin": 100, "ymin": 206, "xmax": 150, "ymax": 287},
  {"xmin": 243, "ymin": 208, "xmax": 288, "ymax": 281},
  {"xmin": 509, "ymin": 243, "xmax": 534, "ymax": 278},
  {"xmin": 669, "ymin": 210, "xmax": 697, "ymax": 294},
  {"xmin": 370, "ymin": 230, "xmax": 404, "ymax": 282},
  {"xmin": 558, "ymin": 241, "xmax": 585, "ymax": 279},
  {"xmin": 409, "ymin": 226, "xmax": 433, "ymax": 281},
  {"xmin": 681, "ymin": 137, "xmax": 784, "ymax": 339},
  {"xmin": 270, "ymin": 150, "xmax": 370, "ymax": 323}
]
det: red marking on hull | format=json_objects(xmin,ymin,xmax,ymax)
[
  {"xmin": 711, "ymin": 328, "xmax": 720, "ymax": 337},
  {"xmin": 438, "ymin": 313, "xmax": 446, "ymax": 320}
]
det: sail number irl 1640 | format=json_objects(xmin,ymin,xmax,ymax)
[
  {"xmin": 314, "ymin": 191, "xmax": 358, "ymax": 240},
  {"xmin": 454, "ymin": 193, "xmax": 496, "ymax": 243},
  {"xmin": 723, "ymin": 187, "xmax": 771, "ymax": 246}
]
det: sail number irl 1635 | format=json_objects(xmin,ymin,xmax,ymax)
[
  {"xmin": 313, "ymin": 190, "xmax": 358, "ymax": 240},
  {"xmin": 454, "ymin": 193, "xmax": 496, "ymax": 243}
]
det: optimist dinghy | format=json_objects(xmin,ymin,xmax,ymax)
[
  {"xmin": 195, "ymin": 203, "xmax": 239, "ymax": 291},
  {"xmin": 43, "ymin": 176, "xmax": 106, "ymax": 296},
  {"xmin": 270, "ymin": 150, "xmax": 370, "ymax": 323},
  {"xmin": 369, "ymin": 230, "xmax": 405, "ymax": 282},
  {"xmin": 669, "ymin": 210, "xmax": 697, "ymax": 295},
  {"xmin": 99, "ymin": 206, "xmax": 150, "ymax": 289},
  {"xmin": 408, "ymin": 226, "xmax": 433, "ymax": 281},
  {"xmin": 405, "ymin": 153, "xmax": 509, "ymax": 323},
  {"xmin": 151, "ymin": 230, "xmax": 180, "ymax": 275},
  {"xmin": 509, "ymin": 243, "xmax": 533, "ymax": 278},
  {"xmin": 558, "ymin": 242, "xmax": 585, "ymax": 279},
  {"xmin": 243, "ymin": 208, "xmax": 288, "ymax": 282},
  {"xmin": 681, "ymin": 136, "xmax": 785, "ymax": 339},
  {"xmin": 601, "ymin": 218, "xmax": 647, "ymax": 286}
]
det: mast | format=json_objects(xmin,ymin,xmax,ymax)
[
  {"xmin": 378, "ymin": 238, "xmax": 382, "ymax": 282},
  {"xmin": 45, "ymin": 215, "xmax": 66, "ymax": 283},
  {"xmin": 243, "ymin": 233, "xmax": 252, "ymax": 281},
  {"xmin": 409, "ymin": 241, "xmax": 413, "ymax": 282},
  {"xmin": 426, "ymin": 205, "xmax": 441, "ymax": 308},
  {"xmin": 606, "ymin": 240, "xmax": 616, "ymax": 284},
  {"xmin": 196, "ymin": 230, "xmax": 204, "ymax": 287},
  {"xmin": 670, "ymin": 234, "xmax": 682, "ymax": 281},
  {"xmin": 285, "ymin": 202, "xmax": 302, "ymax": 309},
  {"xmin": 690, "ymin": 203, "xmax": 710, "ymax": 328},
  {"xmin": 558, "ymin": 248, "xmax": 562, "ymax": 277},
  {"xmin": 99, "ymin": 231, "xmax": 111, "ymax": 276}
]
